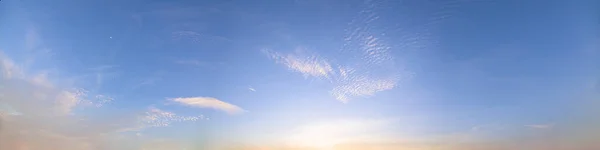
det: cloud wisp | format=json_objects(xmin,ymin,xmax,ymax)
[
  {"xmin": 168, "ymin": 97, "xmax": 244, "ymax": 114},
  {"xmin": 0, "ymin": 52, "xmax": 209, "ymax": 150},
  {"xmin": 139, "ymin": 107, "xmax": 205, "ymax": 128},
  {"xmin": 248, "ymin": 87, "xmax": 256, "ymax": 92},
  {"xmin": 265, "ymin": 47, "xmax": 404, "ymax": 102},
  {"xmin": 265, "ymin": 49, "xmax": 335, "ymax": 79},
  {"xmin": 0, "ymin": 54, "xmax": 113, "ymax": 116},
  {"xmin": 525, "ymin": 124, "xmax": 554, "ymax": 129},
  {"xmin": 0, "ymin": 52, "xmax": 127, "ymax": 150},
  {"xmin": 264, "ymin": 0, "xmax": 414, "ymax": 102}
]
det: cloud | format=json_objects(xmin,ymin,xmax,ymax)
[
  {"xmin": 175, "ymin": 59, "xmax": 207, "ymax": 67},
  {"xmin": 265, "ymin": 49, "xmax": 334, "ymax": 79},
  {"xmin": 131, "ymin": 76, "xmax": 161, "ymax": 90},
  {"xmin": 25, "ymin": 26, "xmax": 41, "ymax": 51},
  {"xmin": 172, "ymin": 58, "xmax": 225, "ymax": 70},
  {"xmin": 1, "ymin": 23, "xmax": 210, "ymax": 149},
  {"xmin": 525, "ymin": 124, "xmax": 554, "ymax": 129},
  {"xmin": 168, "ymin": 97, "xmax": 244, "ymax": 114},
  {"xmin": 139, "ymin": 107, "xmax": 205, "ymax": 128},
  {"xmin": 331, "ymin": 67, "xmax": 400, "ymax": 102},
  {"xmin": 248, "ymin": 87, "xmax": 256, "ymax": 92},
  {"xmin": 171, "ymin": 31, "xmax": 232, "ymax": 44},
  {"xmin": 1, "ymin": 54, "xmax": 92, "ymax": 116},
  {"xmin": 0, "ymin": 52, "xmax": 22, "ymax": 79},
  {"xmin": 87, "ymin": 65, "xmax": 119, "ymax": 87},
  {"xmin": 0, "ymin": 51, "xmax": 152, "ymax": 150},
  {"xmin": 88, "ymin": 65, "xmax": 117, "ymax": 72},
  {"xmin": 54, "ymin": 90, "xmax": 86, "ymax": 115},
  {"xmin": 265, "ymin": 48, "xmax": 405, "ymax": 102},
  {"xmin": 264, "ymin": 0, "xmax": 417, "ymax": 102}
]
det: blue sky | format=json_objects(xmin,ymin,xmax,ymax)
[{"xmin": 0, "ymin": 0, "xmax": 598, "ymax": 149}]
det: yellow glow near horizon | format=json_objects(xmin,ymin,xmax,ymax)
[{"xmin": 285, "ymin": 119, "xmax": 387, "ymax": 150}]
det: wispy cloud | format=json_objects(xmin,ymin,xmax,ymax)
[
  {"xmin": 172, "ymin": 58, "xmax": 226, "ymax": 70},
  {"xmin": 131, "ymin": 76, "xmax": 161, "ymax": 90},
  {"xmin": 171, "ymin": 31, "xmax": 231, "ymax": 44},
  {"xmin": 140, "ymin": 107, "xmax": 205, "ymax": 128},
  {"xmin": 88, "ymin": 65, "xmax": 117, "ymax": 72},
  {"xmin": 54, "ymin": 89, "xmax": 86, "ymax": 115},
  {"xmin": 0, "ymin": 52, "xmax": 137, "ymax": 150},
  {"xmin": 248, "ymin": 87, "xmax": 256, "ymax": 92},
  {"xmin": 264, "ymin": 0, "xmax": 415, "ymax": 102},
  {"xmin": 0, "ymin": 27, "xmax": 204, "ymax": 150},
  {"xmin": 331, "ymin": 71, "xmax": 399, "ymax": 102},
  {"xmin": 168, "ymin": 97, "xmax": 244, "ymax": 114},
  {"xmin": 87, "ymin": 65, "xmax": 119, "ymax": 88},
  {"xmin": 175, "ymin": 59, "xmax": 206, "ymax": 66},
  {"xmin": 1, "ymin": 54, "xmax": 103, "ymax": 116},
  {"xmin": 264, "ymin": 49, "xmax": 334, "ymax": 79},
  {"xmin": 0, "ymin": 52, "xmax": 22, "ymax": 79},
  {"xmin": 265, "ymin": 48, "xmax": 405, "ymax": 102},
  {"xmin": 525, "ymin": 124, "xmax": 554, "ymax": 129},
  {"xmin": 25, "ymin": 26, "xmax": 41, "ymax": 51},
  {"xmin": 52, "ymin": 88, "xmax": 114, "ymax": 115}
]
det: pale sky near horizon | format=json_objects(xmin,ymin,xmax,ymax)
[{"xmin": 0, "ymin": 0, "xmax": 598, "ymax": 150}]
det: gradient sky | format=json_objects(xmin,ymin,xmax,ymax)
[{"xmin": 0, "ymin": 0, "xmax": 598, "ymax": 150}]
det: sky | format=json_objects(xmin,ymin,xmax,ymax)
[{"xmin": 0, "ymin": 0, "xmax": 598, "ymax": 150}]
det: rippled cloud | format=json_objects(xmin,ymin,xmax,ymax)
[
  {"xmin": 265, "ymin": 0, "xmax": 412, "ymax": 102},
  {"xmin": 139, "ymin": 107, "xmax": 205, "ymax": 128},
  {"xmin": 265, "ymin": 49, "xmax": 335, "ymax": 79}
]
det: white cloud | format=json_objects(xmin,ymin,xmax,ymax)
[
  {"xmin": 0, "ymin": 27, "xmax": 204, "ymax": 150},
  {"xmin": 54, "ymin": 90, "xmax": 86, "ymax": 115},
  {"xmin": 248, "ymin": 87, "xmax": 256, "ymax": 92},
  {"xmin": 0, "ymin": 52, "xmax": 22, "ymax": 79},
  {"xmin": 0, "ymin": 57, "xmax": 126, "ymax": 150},
  {"xmin": 525, "ymin": 124, "xmax": 554, "ymax": 129},
  {"xmin": 168, "ymin": 97, "xmax": 244, "ymax": 114},
  {"xmin": 29, "ymin": 72, "xmax": 53, "ymax": 88},
  {"xmin": 171, "ymin": 31, "xmax": 232, "ymax": 44},
  {"xmin": 265, "ymin": 49, "xmax": 334, "ymax": 79},
  {"xmin": 92, "ymin": 95, "xmax": 114, "ymax": 107},
  {"xmin": 331, "ymin": 67, "xmax": 400, "ymax": 102},
  {"xmin": 1, "ymin": 56, "xmax": 114, "ymax": 116},
  {"xmin": 88, "ymin": 65, "xmax": 117, "ymax": 72},
  {"xmin": 175, "ymin": 59, "xmax": 206, "ymax": 66},
  {"xmin": 140, "ymin": 107, "xmax": 204, "ymax": 128},
  {"xmin": 265, "ymin": 48, "xmax": 406, "ymax": 102},
  {"xmin": 264, "ymin": 0, "xmax": 415, "ymax": 102}
]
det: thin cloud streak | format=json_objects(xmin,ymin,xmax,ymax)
[
  {"xmin": 265, "ymin": 48, "xmax": 405, "ymax": 102},
  {"xmin": 0, "ymin": 52, "xmax": 136, "ymax": 150},
  {"xmin": 525, "ymin": 124, "xmax": 554, "ymax": 129},
  {"xmin": 175, "ymin": 59, "xmax": 206, "ymax": 66},
  {"xmin": 264, "ymin": 0, "xmax": 415, "ymax": 102},
  {"xmin": 265, "ymin": 49, "xmax": 335, "ymax": 79},
  {"xmin": 168, "ymin": 97, "xmax": 244, "ymax": 114},
  {"xmin": 139, "ymin": 107, "xmax": 205, "ymax": 128},
  {"xmin": 0, "ymin": 52, "xmax": 22, "ymax": 79}
]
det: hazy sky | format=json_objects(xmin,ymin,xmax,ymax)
[{"xmin": 0, "ymin": 0, "xmax": 598, "ymax": 150}]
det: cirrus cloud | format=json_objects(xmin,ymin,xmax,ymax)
[{"xmin": 168, "ymin": 97, "xmax": 244, "ymax": 114}]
